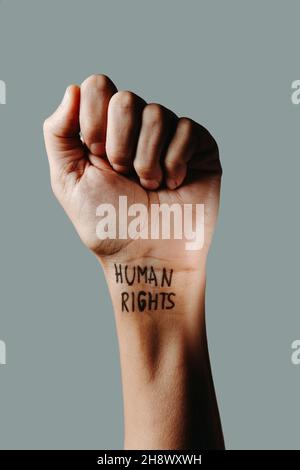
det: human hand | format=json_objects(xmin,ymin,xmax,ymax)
[{"xmin": 43, "ymin": 74, "xmax": 221, "ymax": 268}]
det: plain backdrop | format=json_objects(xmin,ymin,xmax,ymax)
[{"xmin": 0, "ymin": 0, "xmax": 299, "ymax": 449}]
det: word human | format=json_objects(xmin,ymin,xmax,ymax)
[
  {"xmin": 114, "ymin": 263, "xmax": 173, "ymax": 287},
  {"xmin": 114, "ymin": 263, "xmax": 176, "ymax": 313},
  {"xmin": 96, "ymin": 195, "xmax": 205, "ymax": 251}
]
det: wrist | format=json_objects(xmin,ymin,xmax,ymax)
[
  {"xmin": 101, "ymin": 251, "xmax": 206, "ymax": 297},
  {"xmin": 100, "ymin": 256, "xmax": 206, "ymax": 328},
  {"xmin": 99, "ymin": 256, "xmax": 207, "ymax": 378}
]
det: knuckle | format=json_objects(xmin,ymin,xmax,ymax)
[
  {"xmin": 81, "ymin": 74, "xmax": 113, "ymax": 93},
  {"xmin": 133, "ymin": 159, "xmax": 157, "ymax": 178},
  {"xmin": 110, "ymin": 154, "xmax": 127, "ymax": 165},
  {"xmin": 133, "ymin": 159, "xmax": 146, "ymax": 173},
  {"xmin": 165, "ymin": 158, "xmax": 184, "ymax": 171},
  {"xmin": 110, "ymin": 90, "xmax": 136, "ymax": 110},
  {"xmin": 194, "ymin": 121, "xmax": 219, "ymax": 150},
  {"xmin": 164, "ymin": 158, "xmax": 173, "ymax": 170},
  {"xmin": 82, "ymin": 133, "xmax": 95, "ymax": 148},
  {"xmin": 82, "ymin": 116, "xmax": 97, "ymax": 134},
  {"xmin": 211, "ymin": 134, "xmax": 219, "ymax": 151},
  {"xmin": 106, "ymin": 146, "xmax": 128, "ymax": 165},
  {"xmin": 178, "ymin": 117, "xmax": 195, "ymax": 139},
  {"xmin": 164, "ymin": 155, "xmax": 186, "ymax": 174},
  {"xmin": 143, "ymin": 103, "xmax": 164, "ymax": 127},
  {"xmin": 203, "ymin": 127, "xmax": 219, "ymax": 155}
]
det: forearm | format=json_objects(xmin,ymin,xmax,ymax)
[
  {"xmin": 101, "ymin": 258, "xmax": 224, "ymax": 450},
  {"xmin": 44, "ymin": 73, "xmax": 223, "ymax": 450}
]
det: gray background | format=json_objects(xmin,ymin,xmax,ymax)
[{"xmin": 0, "ymin": 0, "xmax": 299, "ymax": 450}]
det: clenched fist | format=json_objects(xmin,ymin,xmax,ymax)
[
  {"xmin": 43, "ymin": 74, "xmax": 221, "ymax": 265},
  {"xmin": 43, "ymin": 74, "xmax": 225, "ymax": 449}
]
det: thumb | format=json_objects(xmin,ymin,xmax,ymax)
[{"xmin": 43, "ymin": 85, "xmax": 85, "ymax": 178}]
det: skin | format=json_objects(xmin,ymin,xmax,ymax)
[{"xmin": 43, "ymin": 74, "xmax": 224, "ymax": 449}]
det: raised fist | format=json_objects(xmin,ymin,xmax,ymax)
[{"xmin": 43, "ymin": 74, "xmax": 221, "ymax": 265}]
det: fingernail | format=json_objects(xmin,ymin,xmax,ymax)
[
  {"xmin": 90, "ymin": 142, "xmax": 105, "ymax": 156},
  {"xmin": 166, "ymin": 178, "xmax": 177, "ymax": 190},
  {"xmin": 140, "ymin": 178, "xmax": 160, "ymax": 190}
]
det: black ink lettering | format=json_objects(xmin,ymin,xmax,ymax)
[
  {"xmin": 114, "ymin": 263, "xmax": 123, "ymax": 283},
  {"xmin": 117, "ymin": 264, "xmax": 176, "ymax": 313},
  {"xmin": 159, "ymin": 292, "xmax": 168, "ymax": 309},
  {"xmin": 148, "ymin": 266, "xmax": 158, "ymax": 286},
  {"xmin": 166, "ymin": 293, "xmax": 176, "ymax": 309},
  {"xmin": 124, "ymin": 265, "xmax": 136, "ymax": 286},
  {"xmin": 137, "ymin": 291, "xmax": 147, "ymax": 312},
  {"xmin": 137, "ymin": 265, "xmax": 147, "ymax": 284},
  {"xmin": 148, "ymin": 292, "xmax": 159, "ymax": 310},
  {"xmin": 162, "ymin": 268, "xmax": 173, "ymax": 287},
  {"xmin": 121, "ymin": 292, "xmax": 129, "ymax": 312}
]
